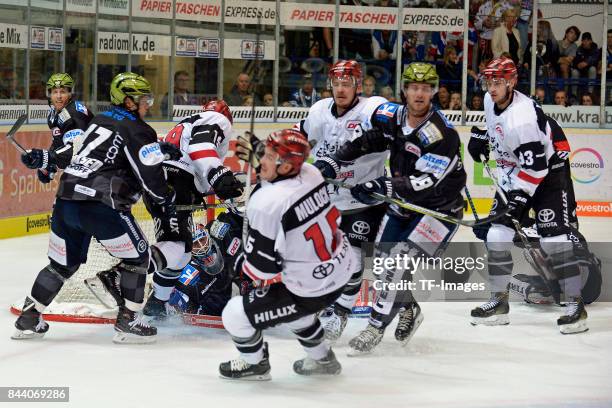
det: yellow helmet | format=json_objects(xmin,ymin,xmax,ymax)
[{"xmin": 110, "ymin": 72, "xmax": 154, "ymax": 107}]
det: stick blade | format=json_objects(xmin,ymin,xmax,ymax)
[{"xmin": 6, "ymin": 113, "xmax": 27, "ymax": 138}]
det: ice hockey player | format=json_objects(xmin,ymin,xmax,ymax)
[
  {"xmin": 168, "ymin": 224, "xmax": 233, "ymax": 316},
  {"xmin": 218, "ymin": 129, "xmax": 354, "ymax": 380},
  {"xmin": 317, "ymin": 62, "xmax": 466, "ymax": 355},
  {"xmin": 20, "ymin": 73, "xmax": 94, "ymax": 182},
  {"xmin": 140, "ymin": 99, "xmax": 243, "ymax": 318},
  {"xmin": 295, "ymin": 60, "xmax": 388, "ymax": 342},
  {"xmin": 467, "ymin": 57, "xmax": 589, "ymax": 334},
  {"xmin": 11, "ymin": 72, "xmax": 181, "ymax": 344}
]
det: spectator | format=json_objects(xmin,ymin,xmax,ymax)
[
  {"xmin": 450, "ymin": 91, "xmax": 462, "ymax": 110},
  {"xmin": 474, "ymin": 0, "xmax": 514, "ymax": 62},
  {"xmin": 438, "ymin": 46, "xmax": 462, "ymax": 92},
  {"xmin": 557, "ymin": 26, "xmax": 580, "ymax": 85},
  {"xmin": 492, "ymin": 8, "xmax": 523, "ymax": 65},
  {"xmin": 571, "ymin": 32, "xmax": 599, "ymax": 95},
  {"xmin": 470, "ymin": 93, "xmax": 484, "ymax": 111},
  {"xmin": 225, "ymin": 72, "xmax": 260, "ymax": 106},
  {"xmin": 380, "ymin": 85, "xmax": 396, "ymax": 102},
  {"xmin": 534, "ymin": 85, "xmax": 547, "ymax": 105},
  {"xmin": 372, "ymin": 30, "xmax": 398, "ymax": 61},
  {"xmin": 523, "ymin": 21, "xmax": 558, "ymax": 80},
  {"xmin": 320, "ymin": 89, "xmax": 333, "ymax": 99},
  {"xmin": 580, "ymin": 92, "xmax": 594, "ymax": 106},
  {"xmin": 161, "ymin": 71, "xmax": 198, "ymax": 116},
  {"xmin": 434, "ymin": 85, "xmax": 451, "ymax": 109},
  {"xmin": 243, "ymin": 95, "xmax": 254, "ymax": 106},
  {"xmin": 263, "ymin": 93, "xmax": 273, "ymax": 107},
  {"xmin": 516, "ymin": 0, "xmax": 533, "ymax": 56},
  {"xmin": 554, "ymin": 89, "xmax": 569, "ymax": 107},
  {"xmin": 363, "ymin": 76, "xmax": 377, "ymax": 97},
  {"xmin": 288, "ymin": 78, "xmax": 320, "ymax": 108}
]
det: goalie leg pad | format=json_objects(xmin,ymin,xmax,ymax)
[{"xmin": 31, "ymin": 261, "xmax": 79, "ymax": 306}]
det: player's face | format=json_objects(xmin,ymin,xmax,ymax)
[
  {"xmin": 404, "ymin": 83, "xmax": 433, "ymax": 116},
  {"xmin": 485, "ymin": 77, "xmax": 514, "ymax": 104},
  {"xmin": 260, "ymin": 146, "xmax": 280, "ymax": 181},
  {"xmin": 50, "ymin": 88, "xmax": 71, "ymax": 111},
  {"xmin": 331, "ymin": 77, "xmax": 357, "ymax": 110}
]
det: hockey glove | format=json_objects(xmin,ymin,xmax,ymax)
[
  {"xmin": 36, "ymin": 164, "xmax": 57, "ymax": 184},
  {"xmin": 236, "ymin": 131, "xmax": 264, "ymax": 168},
  {"xmin": 359, "ymin": 128, "xmax": 390, "ymax": 153},
  {"xmin": 158, "ymin": 141, "xmax": 182, "ymax": 161},
  {"xmin": 506, "ymin": 190, "xmax": 530, "ymax": 222},
  {"xmin": 313, "ymin": 156, "xmax": 341, "ymax": 179},
  {"xmin": 156, "ymin": 193, "xmax": 180, "ymax": 241},
  {"xmin": 21, "ymin": 149, "xmax": 55, "ymax": 170},
  {"xmin": 467, "ymin": 126, "xmax": 490, "ymax": 163},
  {"xmin": 350, "ymin": 177, "xmax": 393, "ymax": 206},
  {"xmin": 208, "ymin": 166, "xmax": 244, "ymax": 201}
]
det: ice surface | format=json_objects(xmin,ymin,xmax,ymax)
[{"xmin": 1, "ymin": 220, "xmax": 611, "ymax": 408}]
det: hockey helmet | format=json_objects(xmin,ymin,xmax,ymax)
[
  {"xmin": 401, "ymin": 62, "xmax": 439, "ymax": 89},
  {"xmin": 110, "ymin": 72, "xmax": 154, "ymax": 107},
  {"xmin": 482, "ymin": 57, "xmax": 518, "ymax": 81},
  {"xmin": 266, "ymin": 129, "xmax": 311, "ymax": 173},
  {"xmin": 46, "ymin": 73, "xmax": 74, "ymax": 96},
  {"xmin": 192, "ymin": 224, "xmax": 224, "ymax": 276},
  {"xmin": 203, "ymin": 99, "xmax": 233, "ymax": 124},
  {"xmin": 328, "ymin": 60, "xmax": 363, "ymax": 88}
]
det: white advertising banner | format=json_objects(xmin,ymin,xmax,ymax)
[
  {"xmin": 0, "ymin": 23, "xmax": 28, "ymax": 50},
  {"xmin": 97, "ymin": 31, "xmax": 171, "ymax": 56},
  {"xmin": 132, "ymin": 0, "xmax": 172, "ymax": 19},
  {"xmin": 30, "ymin": 0, "xmax": 62, "ymax": 10},
  {"xmin": 224, "ymin": 0, "xmax": 276, "ymax": 25},
  {"xmin": 338, "ymin": 5, "xmax": 398, "ymax": 30},
  {"xmin": 172, "ymin": 105, "xmax": 309, "ymax": 123},
  {"xmin": 223, "ymin": 39, "xmax": 275, "ymax": 60},
  {"xmin": 67, "ymin": 0, "xmax": 96, "ymax": 14},
  {"xmin": 175, "ymin": 0, "xmax": 220, "ymax": 23},
  {"xmin": 279, "ymin": 3, "xmax": 336, "ymax": 28},
  {"xmin": 401, "ymin": 8, "xmax": 464, "ymax": 31},
  {"xmin": 99, "ymin": 0, "xmax": 130, "ymax": 16}
]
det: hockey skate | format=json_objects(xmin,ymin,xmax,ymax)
[
  {"xmin": 113, "ymin": 306, "xmax": 157, "ymax": 344},
  {"xmin": 293, "ymin": 349, "xmax": 342, "ymax": 376},
  {"xmin": 219, "ymin": 342, "xmax": 271, "ymax": 381},
  {"xmin": 347, "ymin": 324, "xmax": 385, "ymax": 356},
  {"xmin": 470, "ymin": 293, "xmax": 510, "ymax": 326},
  {"xmin": 84, "ymin": 268, "xmax": 123, "ymax": 308},
  {"xmin": 143, "ymin": 294, "xmax": 174, "ymax": 319},
  {"xmin": 323, "ymin": 308, "xmax": 348, "ymax": 343},
  {"xmin": 395, "ymin": 302, "xmax": 424, "ymax": 345},
  {"xmin": 11, "ymin": 297, "xmax": 49, "ymax": 340},
  {"xmin": 557, "ymin": 298, "xmax": 588, "ymax": 335}
]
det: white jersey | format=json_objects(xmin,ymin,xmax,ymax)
[
  {"xmin": 298, "ymin": 96, "xmax": 389, "ymax": 211},
  {"xmin": 162, "ymin": 111, "xmax": 232, "ymax": 193},
  {"xmin": 241, "ymin": 163, "xmax": 354, "ymax": 298},
  {"xmin": 484, "ymin": 91, "xmax": 554, "ymax": 196}
]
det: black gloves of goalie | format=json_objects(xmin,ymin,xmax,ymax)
[
  {"xmin": 467, "ymin": 126, "xmax": 490, "ymax": 163},
  {"xmin": 350, "ymin": 176, "xmax": 393, "ymax": 205},
  {"xmin": 158, "ymin": 141, "xmax": 182, "ymax": 161},
  {"xmin": 236, "ymin": 131, "xmax": 264, "ymax": 169},
  {"xmin": 21, "ymin": 149, "xmax": 55, "ymax": 170},
  {"xmin": 208, "ymin": 166, "xmax": 244, "ymax": 200}
]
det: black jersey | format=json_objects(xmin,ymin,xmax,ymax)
[
  {"xmin": 57, "ymin": 106, "xmax": 170, "ymax": 211},
  {"xmin": 46, "ymin": 99, "xmax": 94, "ymax": 168},
  {"xmin": 335, "ymin": 102, "xmax": 466, "ymax": 215}
]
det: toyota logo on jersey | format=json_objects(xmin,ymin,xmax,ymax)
[
  {"xmin": 352, "ymin": 221, "xmax": 370, "ymax": 235},
  {"xmin": 312, "ymin": 263, "xmax": 335, "ymax": 279},
  {"xmin": 537, "ymin": 208, "xmax": 555, "ymax": 223}
]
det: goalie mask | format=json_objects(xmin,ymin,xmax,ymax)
[{"xmin": 192, "ymin": 225, "xmax": 224, "ymax": 276}]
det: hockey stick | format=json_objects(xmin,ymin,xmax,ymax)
[
  {"xmin": 463, "ymin": 184, "xmax": 480, "ymax": 222},
  {"xmin": 479, "ymin": 155, "xmax": 556, "ymax": 288},
  {"xmin": 5, "ymin": 113, "xmax": 28, "ymax": 154},
  {"xmin": 176, "ymin": 202, "xmax": 243, "ymax": 211},
  {"xmin": 241, "ymin": 13, "xmax": 264, "ymax": 244},
  {"xmin": 325, "ymin": 178, "xmax": 507, "ymax": 227}
]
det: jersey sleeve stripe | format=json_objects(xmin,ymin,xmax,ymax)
[
  {"xmin": 189, "ymin": 149, "xmax": 219, "ymax": 160},
  {"xmin": 517, "ymin": 170, "xmax": 544, "ymax": 185},
  {"xmin": 554, "ymin": 140, "xmax": 570, "ymax": 152}
]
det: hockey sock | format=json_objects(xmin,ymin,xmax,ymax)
[
  {"xmin": 120, "ymin": 271, "xmax": 147, "ymax": 311},
  {"xmin": 31, "ymin": 263, "xmax": 77, "ymax": 307},
  {"xmin": 292, "ymin": 319, "xmax": 329, "ymax": 361},
  {"xmin": 233, "ymin": 331, "xmax": 265, "ymax": 364},
  {"xmin": 488, "ymin": 250, "xmax": 513, "ymax": 293},
  {"xmin": 152, "ymin": 269, "xmax": 181, "ymax": 301},
  {"xmin": 334, "ymin": 265, "xmax": 363, "ymax": 313}
]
